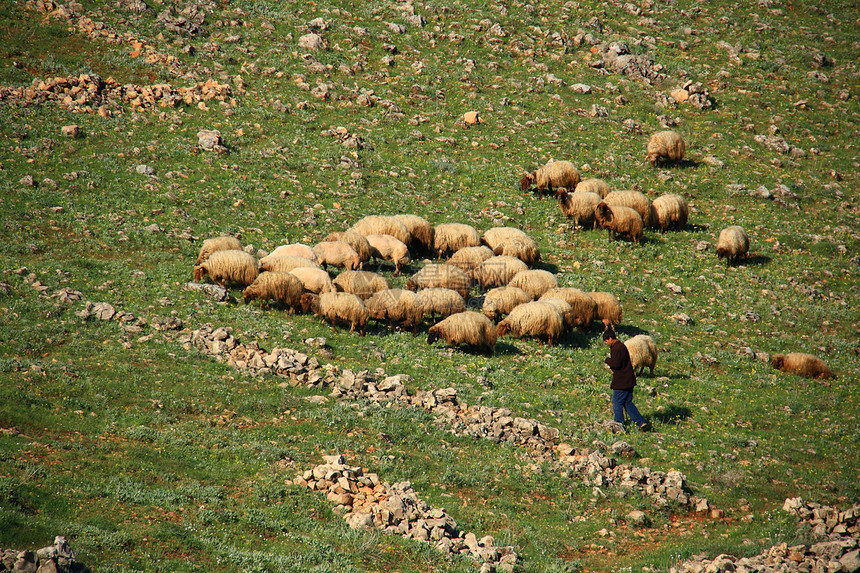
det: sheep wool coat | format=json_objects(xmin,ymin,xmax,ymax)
[{"xmin": 606, "ymin": 340, "xmax": 637, "ymax": 390}]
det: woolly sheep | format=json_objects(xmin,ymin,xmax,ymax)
[
  {"xmin": 594, "ymin": 202, "xmax": 644, "ymax": 244},
  {"xmin": 313, "ymin": 241, "xmax": 361, "ymax": 271},
  {"xmin": 624, "ymin": 334, "xmax": 658, "ymax": 376},
  {"xmin": 771, "ymin": 352, "xmax": 833, "ymax": 379},
  {"xmin": 301, "ymin": 292, "xmax": 369, "ymax": 336},
  {"xmin": 333, "ymin": 270, "xmax": 390, "ymax": 300},
  {"xmin": 716, "ymin": 225, "xmax": 749, "ymax": 266},
  {"xmin": 650, "ymin": 193, "xmax": 689, "ymax": 231},
  {"xmin": 260, "ymin": 255, "xmax": 321, "ymax": 273},
  {"xmin": 587, "ymin": 291, "xmax": 623, "ymax": 327},
  {"xmin": 472, "ymin": 256, "xmax": 528, "ymax": 290},
  {"xmin": 392, "ymin": 214, "xmax": 435, "ymax": 254},
  {"xmin": 365, "ymin": 234, "xmax": 411, "ymax": 276},
  {"xmin": 556, "ymin": 189, "xmax": 601, "ymax": 230},
  {"xmin": 575, "ymin": 178, "xmax": 611, "ymax": 198},
  {"xmin": 433, "ymin": 223, "xmax": 482, "ymax": 257},
  {"xmin": 193, "ymin": 249, "xmax": 259, "ymax": 287},
  {"xmin": 416, "ymin": 288, "xmax": 467, "ymax": 319},
  {"xmin": 288, "ymin": 267, "xmax": 336, "ymax": 294},
  {"xmin": 196, "ymin": 236, "xmax": 242, "ymax": 265},
  {"xmin": 482, "ymin": 286, "xmax": 532, "ymax": 321},
  {"xmin": 448, "ymin": 245, "xmax": 495, "ymax": 277},
  {"xmin": 348, "ymin": 215, "xmax": 413, "ymax": 246},
  {"xmin": 242, "ymin": 271, "xmax": 304, "ymax": 312},
  {"xmin": 497, "ymin": 301, "xmax": 564, "ymax": 347},
  {"xmin": 539, "ymin": 298, "xmax": 576, "ymax": 331},
  {"xmin": 492, "ymin": 236, "xmax": 541, "ymax": 268},
  {"xmin": 427, "ymin": 311, "xmax": 497, "ymax": 355},
  {"xmin": 647, "ymin": 130, "xmax": 686, "ymax": 167},
  {"xmin": 481, "ymin": 227, "xmax": 531, "ymax": 251},
  {"xmin": 539, "ymin": 287, "xmax": 597, "ymax": 329},
  {"xmin": 323, "ymin": 231, "xmax": 373, "ymax": 265},
  {"xmin": 365, "ymin": 288, "xmax": 424, "ymax": 334},
  {"xmin": 405, "ymin": 264, "xmax": 472, "ymax": 298},
  {"xmin": 266, "ymin": 243, "xmax": 318, "ymax": 263},
  {"xmin": 603, "ymin": 190, "xmax": 654, "ymax": 227},
  {"xmin": 507, "ymin": 269, "xmax": 559, "ymax": 300},
  {"xmin": 521, "ymin": 160, "xmax": 580, "ymax": 198}
]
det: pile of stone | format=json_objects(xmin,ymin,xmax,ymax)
[
  {"xmin": 669, "ymin": 81, "xmax": 714, "ymax": 109},
  {"xmin": 292, "ymin": 455, "xmax": 517, "ymax": 573},
  {"xmin": 783, "ymin": 498, "xmax": 860, "ymax": 538},
  {"xmin": 591, "ymin": 42, "xmax": 668, "ymax": 85},
  {"xmin": 1, "ymin": 536, "xmax": 90, "ymax": 573}
]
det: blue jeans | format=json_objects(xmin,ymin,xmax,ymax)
[{"xmin": 612, "ymin": 388, "xmax": 645, "ymax": 426}]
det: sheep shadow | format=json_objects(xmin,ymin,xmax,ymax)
[
  {"xmin": 614, "ymin": 324, "xmax": 650, "ymax": 337},
  {"xmin": 683, "ymin": 223, "xmax": 710, "ymax": 233},
  {"xmin": 650, "ymin": 405, "xmax": 692, "ymax": 425},
  {"xmin": 736, "ymin": 254, "xmax": 772, "ymax": 267}
]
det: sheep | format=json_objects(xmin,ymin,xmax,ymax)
[
  {"xmin": 333, "ymin": 270, "xmax": 390, "ymax": 300},
  {"xmin": 716, "ymin": 225, "xmax": 750, "ymax": 266},
  {"xmin": 587, "ymin": 291, "xmax": 623, "ymax": 327},
  {"xmin": 313, "ymin": 241, "xmax": 361, "ymax": 271},
  {"xmin": 392, "ymin": 214, "xmax": 435, "ymax": 255},
  {"xmin": 288, "ymin": 267, "xmax": 336, "ymax": 294},
  {"xmin": 481, "ymin": 227, "xmax": 531, "ymax": 251},
  {"xmin": 266, "ymin": 243, "xmax": 319, "ymax": 263},
  {"xmin": 196, "ymin": 236, "xmax": 242, "ymax": 265},
  {"xmin": 416, "ymin": 288, "xmax": 467, "ymax": 319},
  {"xmin": 193, "ymin": 249, "xmax": 259, "ymax": 287},
  {"xmin": 242, "ymin": 271, "xmax": 304, "ymax": 312},
  {"xmin": 472, "ymin": 256, "xmax": 529, "ymax": 290},
  {"xmin": 405, "ymin": 264, "xmax": 472, "ymax": 298},
  {"xmin": 482, "ymin": 286, "xmax": 532, "ymax": 321},
  {"xmin": 539, "ymin": 288, "xmax": 597, "ymax": 329},
  {"xmin": 323, "ymin": 231, "xmax": 373, "ymax": 266},
  {"xmin": 492, "ymin": 236, "xmax": 541, "ymax": 268},
  {"xmin": 647, "ymin": 130, "xmax": 686, "ymax": 167},
  {"xmin": 348, "ymin": 215, "xmax": 413, "ymax": 246},
  {"xmin": 365, "ymin": 234, "xmax": 411, "ymax": 276},
  {"xmin": 594, "ymin": 202, "xmax": 644, "ymax": 244},
  {"xmin": 260, "ymin": 255, "xmax": 321, "ymax": 273},
  {"xmin": 497, "ymin": 301, "xmax": 565, "ymax": 347},
  {"xmin": 624, "ymin": 334, "xmax": 658, "ymax": 376},
  {"xmin": 603, "ymin": 190, "xmax": 654, "ymax": 227},
  {"xmin": 538, "ymin": 297, "xmax": 576, "ymax": 331},
  {"xmin": 575, "ymin": 178, "xmax": 611, "ymax": 198},
  {"xmin": 448, "ymin": 245, "xmax": 495, "ymax": 277},
  {"xmin": 300, "ymin": 292, "xmax": 369, "ymax": 336},
  {"xmin": 427, "ymin": 311, "xmax": 497, "ymax": 355},
  {"xmin": 650, "ymin": 193, "xmax": 689, "ymax": 231},
  {"xmin": 521, "ymin": 160, "xmax": 580, "ymax": 198},
  {"xmin": 433, "ymin": 223, "xmax": 482, "ymax": 257},
  {"xmin": 507, "ymin": 269, "xmax": 559, "ymax": 300},
  {"xmin": 365, "ymin": 288, "xmax": 425, "ymax": 334},
  {"xmin": 771, "ymin": 353, "xmax": 833, "ymax": 379},
  {"xmin": 557, "ymin": 189, "xmax": 601, "ymax": 230}
]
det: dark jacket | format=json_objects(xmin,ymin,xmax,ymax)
[{"xmin": 606, "ymin": 340, "xmax": 636, "ymax": 390}]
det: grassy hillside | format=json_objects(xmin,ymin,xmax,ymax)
[{"xmin": 0, "ymin": 0, "xmax": 857, "ymax": 571}]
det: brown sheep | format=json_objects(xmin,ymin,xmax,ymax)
[
  {"xmin": 603, "ymin": 190, "xmax": 654, "ymax": 227},
  {"xmin": 647, "ymin": 130, "xmax": 686, "ymax": 167},
  {"xmin": 716, "ymin": 226, "xmax": 749, "ymax": 266},
  {"xmin": 472, "ymin": 256, "xmax": 529, "ymax": 290},
  {"xmin": 539, "ymin": 287, "xmax": 597, "ymax": 329},
  {"xmin": 521, "ymin": 160, "xmax": 580, "ymax": 198},
  {"xmin": 481, "ymin": 227, "xmax": 531, "ymax": 251},
  {"xmin": 288, "ymin": 267, "xmax": 336, "ymax": 294},
  {"xmin": 348, "ymin": 215, "xmax": 413, "ymax": 246},
  {"xmin": 557, "ymin": 189, "xmax": 601, "ymax": 230},
  {"xmin": 771, "ymin": 353, "xmax": 833, "ymax": 379},
  {"xmin": 405, "ymin": 264, "xmax": 472, "ymax": 298},
  {"xmin": 427, "ymin": 311, "xmax": 497, "ymax": 355},
  {"xmin": 196, "ymin": 236, "xmax": 242, "ymax": 265},
  {"xmin": 575, "ymin": 178, "xmax": 611, "ymax": 198},
  {"xmin": 260, "ymin": 255, "xmax": 321, "ymax": 273},
  {"xmin": 323, "ymin": 231, "xmax": 374, "ymax": 266},
  {"xmin": 448, "ymin": 245, "xmax": 495, "ymax": 277},
  {"xmin": 301, "ymin": 292, "xmax": 369, "ymax": 336},
  {"xmin": 392, "ymin": 214, "xmax": 435, "ymax": 255},
  {"xmin": 507, "ymin": 269, "xmax": 559, "ymax": 300},
  {"xmin": 433, "ymin": 223, "xmax": 482, "ymax": 257},
  {"xmin": 193, "ymin": 249, "xmax": 259, "ymax": 287},
  {"xmin": 333, "ymin": 270, "xmax": 390, "ymax": 300},
  {"xmin": 587, "ymin": 291, "xmax": 622, "ymax": 327},
  {"xmin": 365, "ymin": 234, "xmax": 411, "ymax": 276},
  {"xmin": 313, "ymin": 241, "xmax": 361, "ymax": 271},
  {"xmin": 482, "ymin": 286, "xmax": 532, "ymax": 321},
  {"xmin": 650, "ymin": 193, "xmax": 689, "ymax": 231},
  {"xmin": 594, "ymin": 202, "xmax": 644, "ymax": 244},
  {"xmin": 624, "ymin": 334, "xmax": 658, "ymax": 376},
  {"xmin": 539, "ymin": 298, "xmax": 576, "ymax": 331},
  {"xmin": 242, "ymin": 271, "xmax": 304, "ymax": 312},
  {"xmin": 266, "ymin": 243, "xmax": 318, "ymax": 263},
  {"xmin": 497, "ymin": 301, "xmax": 564, "ymax": 347},
  {"xmin": 365, "ymin": 288, "xmax": 425, "ymax": 334},
  {"xmin": 416, "ymin": 288, "xmax": 467, "ymax": 319},
  {"xmin": 492, "ymin": 236, "xmax": 541, "ymax": 268}
]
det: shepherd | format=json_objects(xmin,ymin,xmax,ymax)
[{"xmin": 603, "ymin": 329, "xmax": 650, "ymax": 432}]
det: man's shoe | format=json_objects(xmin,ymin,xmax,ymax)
[{"xmin": 638, "ymin": 422, "xmax": 651, "ymax": 432}]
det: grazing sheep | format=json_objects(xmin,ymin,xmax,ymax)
[
  {"xmin": 288, "ymin": 267, "xmax": 336, "ymax": 294},
  {"xmin": 650, "ymin": 193, "xmax": 689, "ymax": 231},
  {"xmin": 416, "ymin": 288, "xmax": 467, "ymax": 319},
  {"xmin": 333, "ymin": 270, "xmax": 390, "ymax": 300},
  {"xmin": 481, "ymin": 227, "xmax": 531, "ymax": 251},
  {"xmin": 427, "ymin": 311, "xmax": 497, "ymax": 355},
  {"xmin": 557, "ymin": 189, "xmax": 601, "ymax": 230},
  {"xmin": 405, "ymin": 264, "xmax": 472, "ymax": 298},
  {"xmin": 266, "ymin": 243, "xmax": 319, "ymax": 263},
  {"xmin": 771, "ymin": 353, "xmax": 833, "ymax": 379},
  {"xmin": 433, "ymin": 223, "xmax": 482, "ymax": 257},
  {"xmin": 521, "ymin": 160, "xmax": 580, "ymax": 198},
  {"xmin": 492, "ymin": 236, "xmax": 541, "ymax": 268},
  {"xmin": 196, "ymin": 236, "xmax": 242, "ymax": 265},
  {"xmin": 507, "ymin": 269, "xmax": 559, "ymax": 300},
  {"xmin": 647, "ymin": 130, "xmax": 686, "ymax": 167},
  {"xmin": 448, "ymin": 245, "xmax": 495, "ymax": 277},
  {"xmin": 473, "ymin": 256, "xmax": 529, "ymax": 290},
  {"xmin": 539, "ymin": 287, "xmax": 597, "ymax": 328},
  {"xmin": 313, "ymin": 241, "xmax": 361, "ymax": 271},
  {"xmin": 365, "ymin": 288, "xmax": 424, "ymax": 334},
  {"xmin": 575, "ymin": 178, "xmax": 611, "ymax": 198},
  {"xmin": 323, "ymin": 231, "xmax": 373, "ymax": 266},
  {"xmin": 587, "ymin": 291, "xmax": 623, "ymax": 327},
  {"xmin": 497, "ymin": 301, "xmax": 564, "ymax": 347},
  {"xmin": 300, "ymin": 292, "xmax": 369, "ymax": 336},
  {"xmin": 393, "ymin": 214, "xmax": 435, "ymax": 254},
  {"xmin": 242, "ymin": 271, "xmax": 304, "ymax": 312},
  {"xmin": 348, "ymin": 215, "xmax": 413, "ymax": 246},
  {"xmin": 716, "ymin": 226, "xmax": 750, "ymax": 266},
  {"xmin": 539, "ymin": 297, "xmax": 576, "ymax": 331},
  {"xmin": 193, "ymin": 249, "xmax": 259, "ymax": 287},
  {"xmin": 594, "ymin": 202, "xmax": 644, "ymax": 244},
  {"xmin": 603, "ymin": 190, "xmax": 654, "ymax": 227},
  {"xmin": 365, "ymin": 234, "xmax": 411, "ymax": 276},
  {"xmin": 260, "ymin": 255, "xmax": 321, "ymax": 273},
  {"xmin": 624, "ymin": 334, "xmax": 658, "ymax": 376},
  {"xmin": 482, "ymin": 286, "xmax": 532, "ymax": 321}
]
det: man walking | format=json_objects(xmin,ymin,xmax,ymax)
[{"xmin": 603, "ymin": 329, "xmax": 650, "ymax": 432}]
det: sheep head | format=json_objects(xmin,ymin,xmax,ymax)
[
  {"xmin": 520, "ymin": 173, "xmax": 535, "ymax": 192},
  {"xmin": 193, "ymin": 265, "xmax": 206, "ymax": 281},
  {"xmin": 496, "ymin": 322, "xmax": 511, "ymax": 337},
  {"xmin": 427, "ymin": 329, "xmax": 440, "ymax": 345},
  {"xmin": 300, "ymin": 292, "xmax": 320, "ymax": 314},
  {"xmin": 770, "ymin": 354, "xmax": 785, "ymax": 370},
  {"xmin": 405, "ymin": 279, "xmax": 417, "ymax": 292}
]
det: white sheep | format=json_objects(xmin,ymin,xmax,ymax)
[
  {"xmin": 482, "ymin": 286, "xmax": 532, "ymax": 321},
  {"xmin": 603, "ymin": 190, "xmax": 654, "ymax": 227},
  {"xmin": 333, "ymin": 270, "xmax": 390, "ymax": 300},
  {"xmin": 472, "ymin": 256, "xmax": 529, "ymax": 290},
  {"xmin": 481, "ymin": 227, "xmax": 531, "ymax": 251},
  {"xmin": 365, "ymin": 288, "xmax": 425, "ymax": 334},
  {"xmin": 416, "ymin": 288, "xmax": 467, "ymax": 319},
  {"xmin": 556, "ymin": 189, "xmax": 601, "ymax": 230},
  {"xmin": 594, "ymin": 202, "xmax": 644, "ymax": 244},
  {"xmin": 433, "ymin": 223, "xmax": 482, "ymax": 257},
  {"xmin": 392, "ymin": 214, "xmax": 435, "ymax": 255},
  {"xmin": 427, "ymin": 311, "xmax": 497, "ymax": 355},
  {"xmin": 716, "ymin": 225, "xmax": 749, "ymax": 266},
  {"xmin": 301, "ymin": 292, "xmax": 369, "ymax": 336},
  {"xmin": 539, "ymin": 287, "xmax": 597, "ymax": 329},
  {"xmin": 491, "ymin": 236, "xmax": 541, "ymax": 268},
  {"xmin": 448, "ymin": 245, "xmax": 495, "ymax": 277},
  {"xmin": 538, "ymin": 297, "xmax": 576, "ymax": 331},
  {"xmin": 507, "ymin": 269, "xmax": 559, "ymax": 300},
  {"xmin": 405, "ymin": 264, "xmax": 472, "ymax": 298},
  {"xmin": 288, "ymin": 267, "xmax": 336, "ymax": 294},
  {"xmin": 323, "ymin": 231, "xmax": 373, "ymax": 266},
  {"xmin": 497, "ymin": 301, "xmax": 564, "ymax": 347},
  {"xmin": 647, "ymin": 130, "xmax": 686, "ymax": 167},
  {"xmin": 348, "ymin": 215, "xmax": 413, "ymax": 246},
  {"xmin": 521, "ymin": 160, "xmax": 580, "ymax": 198},
  {"xmin": 650, "ymin": 193, "xmax": 689, "ymax": 231},
  {"xmin": 313, "ymin": 241, "xmax": 361, "ymax": 271},
  {"xmin": 365, "ymin": 234, "xmax": 411, "ymax": 276},
  {"xmin": 196, "ymin": 236, "xmax": 242, "ymax": 265},
  {"xmin": 624, "ymin": 334, "xmax": 658, "ymax": 376},
  {"xmin": 193, "ymin": 249, "xmax": 259, "ymax": 287},
  {"xmin": 575, "ymin": 178, "xmax": 611, "ymax": 198},
  {"xmin": 242, "ymin": 271, "xmax": 304, "ymax": 312},
  {"xmin": 587, "ymin": 291, "xmax": 622, "ymax": 327},
  {"xmin": 266, "ymin": 243, "xmax": 319, "ymax": 263},
  {"xmin": 260, "ymin": 255, "xmax": 321, "ymax": 273}
]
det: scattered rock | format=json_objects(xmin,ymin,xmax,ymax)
[{"xmin": 60, "ymin": 125, "xmax": 80, "ymax": 138}]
